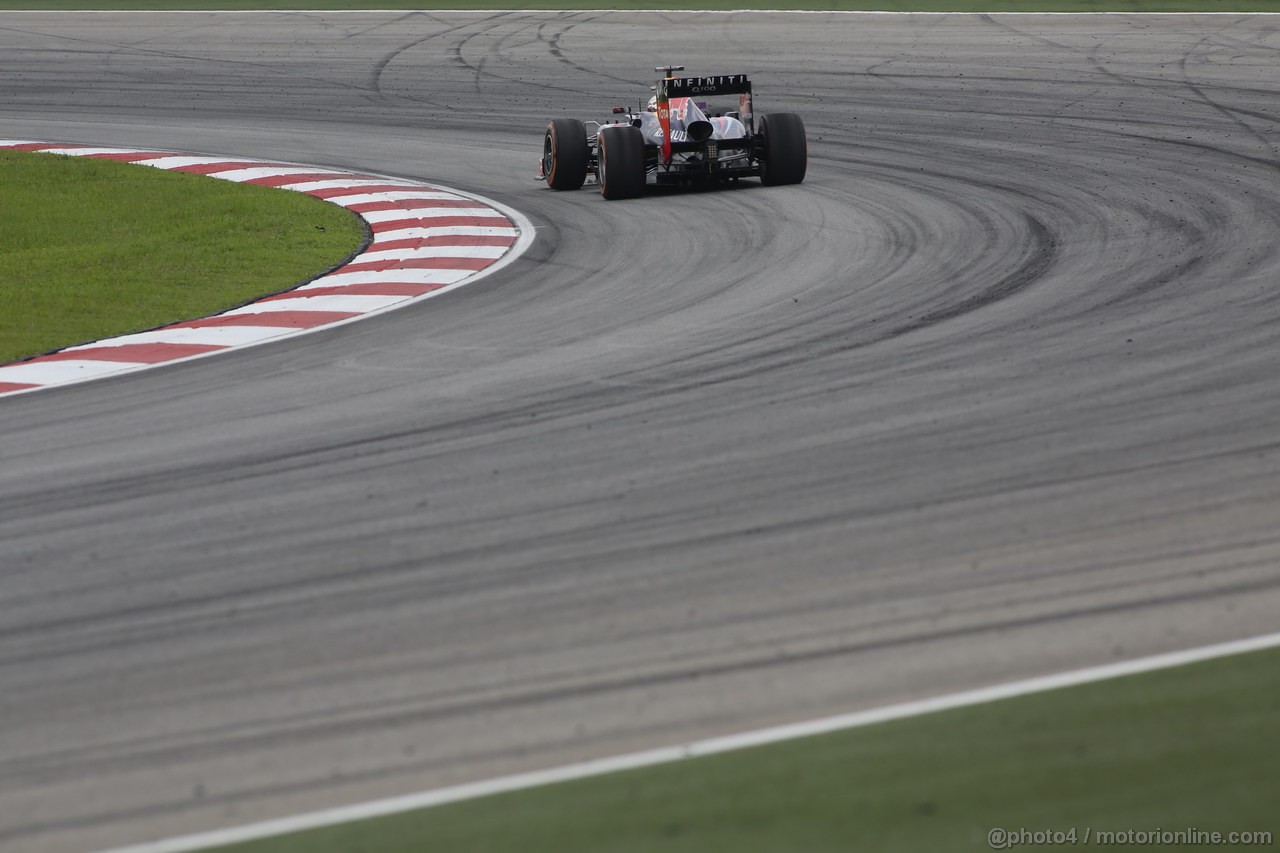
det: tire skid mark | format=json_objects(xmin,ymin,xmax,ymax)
[
  {"xmin": 540, "ymin": 14, "xmax": 645, "ymax": 88},
  {"xmin": 447, "ymin": 14, "xmax": 521, "ymax": 93},
  {"xmin": 891, "ymin": 213, "xmax": 1057, "ymax": 337},
  {"xmin": 367, "ymin": 11, "xmax": 511, "ymax": 105},
  {"xmin": 0, "ymin": 142, "xmax": 530, "ymax": 399},
  {"xmin": 445, "ymin": 12, "xmax": 630, "ymax": 99},
  {"xmin": 1177, "ymin": 35, "xmax": 1279, "ymax": 158},
  {"xmin": 984, "ymin": 10, "xmax": 1277, "ymax": 155}
]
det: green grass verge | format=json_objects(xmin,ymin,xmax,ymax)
[
  {"xmin": 1, "ymin": 1, "xmax": 1279, "ymax": 11},
  {"xmin": 0, "ymin": 150, "xmax": 365, "ymax": 364},
  {"xmin": 215, "ymin": 646, "xmax": 1280, "ymax": 852}
]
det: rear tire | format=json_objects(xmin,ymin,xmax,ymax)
[
  {"xmin": 544, "ymin": 118, "xmax": 588, "ymax": 191},
  {"xmin": 598, "ymin": 126, "xmax": 647, "ymax": 200},
  {"xmin": 759, "ymin": 113, "xmax": 807, "ymax": 187}
]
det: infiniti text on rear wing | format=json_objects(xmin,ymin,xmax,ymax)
[{"xmin": 665, "ymin": 74, "xmax": 752, "ymax": 98}]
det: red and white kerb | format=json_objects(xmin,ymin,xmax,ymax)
[{"xmin": 0, "ymin": 142, "xmax": 529, "ymax": 398}]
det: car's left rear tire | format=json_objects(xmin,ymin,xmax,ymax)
[
  {"xmin": 544, "ymin": 118, "xmax": 588, "ymax": 191},
  {"xmin": 598, "ymin": 126, "xmax": 646, "ymax": 200}
]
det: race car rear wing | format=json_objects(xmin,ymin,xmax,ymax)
[
  {"xmin": 656, "ymin": 72, "xmax": 755, "ymax": 161},
  {"xmin": 664, "ymin": 74, "xmax": 752, "ymax": 98}
]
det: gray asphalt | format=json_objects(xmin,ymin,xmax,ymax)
[{"xmin": 1, "ymin": 10, "xmax": 1279, "ymax": 852}]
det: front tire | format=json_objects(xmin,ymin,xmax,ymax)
[
  {"xmin": 544, "ymin": 118, "xmax": 588, "ymax": 191},
  {"xmin": 598, "ymin": 126, "xmax": 646, "ymax": 200},
  {"xmin": 759, "ymin": 113, "xmax": 807, "ymax": 187}
]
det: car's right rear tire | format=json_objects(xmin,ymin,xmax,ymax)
[
  {"xmin": 759, "ymin": 112, "xmax": 807, "ymax": 187},
  {"xmin": 598, "ymin": 126, "xmax": 646, "ymax": 200},
  {"xmin": 544, "ymin": 118, "xmax": 588, "ymax": 191}
]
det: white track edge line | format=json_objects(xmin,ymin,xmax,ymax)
[
  {"xmin": 95, "ymin": 629, "xmax": 1280, "ymax": 853},
  {"xmin": 3, "ymin": 9, "xmax": 1279, "ymax": 14}
]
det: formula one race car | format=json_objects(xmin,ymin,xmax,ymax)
[{"xmin": 538, "ymin": 66, "xmax": 807, "ymax": 200}]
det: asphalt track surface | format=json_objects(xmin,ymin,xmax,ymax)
[{"xmin": 1, "ymin": 10, "xmax": 1279, "ymax": 851}]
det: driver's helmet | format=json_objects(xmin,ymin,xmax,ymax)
[{"xmin": 646, "ymin": 95, "xmax": 658, "ymax": 112}]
